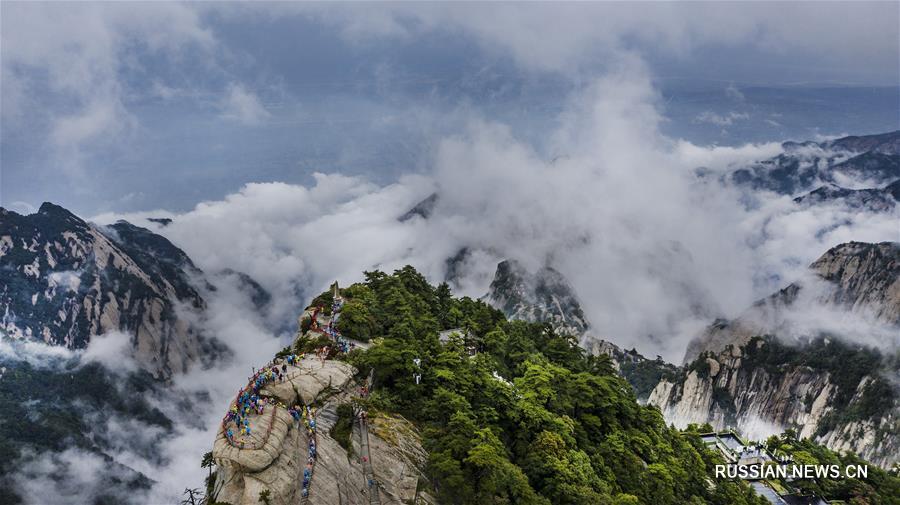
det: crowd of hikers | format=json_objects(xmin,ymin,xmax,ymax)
[
  {"xmin": 220, "ymin": 290, "xmax": 370, "ymax": 499},
  {"xmin": 222, "ymin": 353, "xmax": 304, "ymax": 448},
  {"xmin": 290, "ymin": 403, "xmax": 318, "ymax": 497}
]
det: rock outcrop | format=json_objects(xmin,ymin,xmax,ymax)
[
  {"xmin": 211, "ymin": 351, "xmax": 433, "ymax": 504},
  {"xmin": 810, "ymin": 241, "xmax": 900, "ymax": 324},
  {"xmin": 0, "ymin": 203, "xmax": 212, "ymax": 377}
]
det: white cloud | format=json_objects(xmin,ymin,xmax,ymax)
[
  {"xmin": 673, "ymin": 139, "xmax": 783, "ymax": 171},
  {"xmin": 0, "ymin": 334, "xmax": 74, "ymax": 368},
  {"xmin": 1, "ymin": 2, "xmax": 215, "ymax": 174},
  {"xmin": 726, "ymin": 83, "xmax": 745, "ymax": 102},
  {"xmin": 81, "ymin": 331, "xmax": 138, "ymax": 372},
  {"xmin": 694, "ymin": 110, "xmax": 750, "ymax": 127},
  {"xmin": 13, "ymin": 447, "xmax": 146, "ymax": 504},
  {"xmin": 220, "ymin": 83, "xmax": 271, "ymax": 125}
]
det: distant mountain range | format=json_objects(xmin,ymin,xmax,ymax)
[
  {"xmin": 726, "ymin": 130, "xmax": 900, "ymax": 207},
  {"xmin": 793, "ymin": 180, "xmax": 900, "ymax": 211}
]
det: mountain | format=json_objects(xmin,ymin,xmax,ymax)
[
  {"xmin": 0, "ymin": 203, "xmax": 276, "ymax": 504},
  {"xmin": 793, "ymin": 180, "xmax": 900, "ymax": 211},
  {"xmin": 483, "ymin": 259, "xmax": 589, "ymax": 337},
  {"xmin": 211, "ymin": 338, "xmax": 432, "ymax": 505},
  {"xmin": 821, "ymin": 130, "xmax": 900, "ymax": 155},
  {"xmin": 0, "ymin": 357, "xmax": 172, "ymax": 503},
  {"xmin": 729, "ymin": 131, "xmax": 900, "ymax": 195},
  {"xmin": 652, "ymin": 241, "xmax": 900, "ymax": 468},
  {"xmin": 0, "ymin": 203, "xmax": 213, "ymax": 378},
  {"xmin": 810, "ymin": 241, "xmax": 900, "ymax": 323},
  {"xmin": 207, "ymin": 267, "xmax": 774, "ymax": 505},
  {"xmin": 481, "ymin": 259, "xmax": 682, "ymax": 401},
  {"xmin": 398, "ymin": 192, "xmax": 439, "ymax": 222}
]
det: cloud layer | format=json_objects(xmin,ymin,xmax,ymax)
[{"xmin": 94, "ymin": 63, "xmax": 899, "ymax": 362}]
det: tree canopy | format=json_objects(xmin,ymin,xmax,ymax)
[{"xmin": 338, "ymin": 266, "xmax": 769, "ymax": 505}]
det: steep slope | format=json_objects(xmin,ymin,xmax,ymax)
[
  {"xmin": 810, "ymin": 241, "xmax": 900, "ymax": 323},
  {"xmin": 653, "ymin": 242, "xmax": 900, "ymax": 468},
  {"xmin": 649, "ymin": 336, "xmax": 899, "ymax": 468},
  {"xmin": 0, "ymin": 203, "xmax": 211, "ymax": 377},
  {"xmin": 210, "ymin": 302, "xmax": 434, "ymax": 505}
]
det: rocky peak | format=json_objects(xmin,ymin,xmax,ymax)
[
  {"xmin": 485, "ymin": 259, "xmax": 589, "ymax": 337},
  {"xmin": 663, "ymin": 240, "xmax": 900, "ymax": 469},
  {"xmin": 210, "ymin": 305, "xmax": 433, "ymax": 505},
  {"xmin": 38, "ymin": 201, "xmax": 83, "ymax": 220},
  {"xmin": 397, "ymin": 192, "xmax": 438, "ymax": 222},
  {"xmin": 649, "ymin": 336, "xmax": 900, "ymax": 468},
  {"xmin": 809, "ymin": 241, "xmax": 900, "ymax": 324}
]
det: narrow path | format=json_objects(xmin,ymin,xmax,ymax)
[
  {"xmin": 358, "ymin": 413, "xmax": 381, "ymax": 505},
  {"xmin": 300, "ymin": 290, "xmax": 385, "ymax": 504},
  {"xmin": 357, "ymin": 368, "xmax": 381, "ymax": 505},
  {"xmin": 301, "ymin": 290, "xmax": 351, "ymax": 504},
  {"xmin": 299, "ymin": 415, "xmax": 316, "ymax": 505}
]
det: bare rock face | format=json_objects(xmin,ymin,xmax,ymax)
[
  {"xmin": 211, "ymin": 356, "xmax": 434, "ymax": 505},
  {"xmin": 810, "ymin": 241, "xmax": 900, "ymax": 324},
  {"xmin": 0, "ymin": 203, "xmax": 210, "ymax": 378},
  {"xmin": 648, "ymin": 340, "xmax": 900, "ymax": 468},
  {"xmin": 485, "ymin": 259, "xmax": 589, "ymax": 337}
]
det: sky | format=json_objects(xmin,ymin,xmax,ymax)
[{"xmin": 2, "ymin": 2, "xmax": 898, "ymax": 215}]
